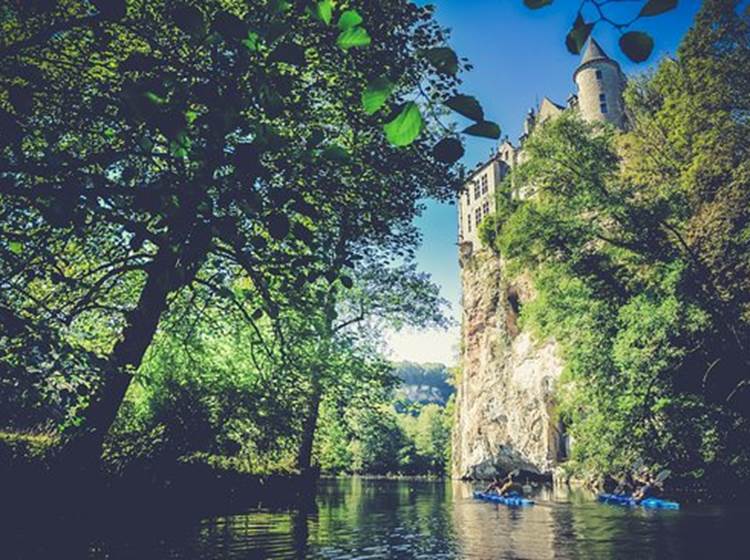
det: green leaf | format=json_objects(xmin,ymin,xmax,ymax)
[
  {"xmin": 92, "ymin": 0, "xmax": 126, "ymax": 20},
  {"xmin": 463, "ymin": 121, "xmax": 501, "ymax": 139},
  {"xmin": 565, "ymin": 13, "xmax": 593, "ymax": 55},
  {"xmin": 337, "ymin": 27, "xmax": 371, "ymax": 50},
  {"xmin": 171, "ymin": 4, "xmax": 205, "ymax": 36},
  {"xmin": 361, "ymin": 78, "xmax": 394, "ymax": 115},
  {"xmin": 619, "ymin": 31, "xmax": 654, "ymax": 63},
  {"xmin": 523, "ymin": 0, "xmax": 553, "ymax": 8},
  {"xmin": 424, "ymin": 47, "xmax": 459, "ymax": 76},
  {"xmin": 445, "ymin": 94, "xmax": 484, "ymax": 122},
  {"xmin": 267, "ymin": 213, "xmax": 290, "ymax": 240},
  {"xmin": 242, "ymin": 32, "xmax": 260, "ymax": 52},
  {"xmin": 269, "ymin": 42, "xmax": 306, "ymax": 66},
  {"xmin": 384, "ymin": 102, "xmax": 423, "ymax": 147},
  {"xmin": 313, "ymin": 0, "xmax": 333, "ymax": 25},
  {"xmin": 271, "ymin": 0, "xmax": 291, "ymax": 13},
  {"xmin": 337, "ymin": 9, "xmax": 363, "ymax": 31},
  {"xmin": 639, "ymin": 0, "xmax": 677, "ymax": 17},
  {"xmin": 144, "ymin": 91, "xmax": 167, "ymax": 106},
  {"xmin": 8, "ymin": 241, "xmax": 23, "ymax": 255},
  {"xmin": 432, "ymin": 137, "xmax": 464, "ymax": 164}
]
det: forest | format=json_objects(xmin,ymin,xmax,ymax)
[{"xmin": 0, "ymin": 0, "xmax": 470, "ymax": 494}]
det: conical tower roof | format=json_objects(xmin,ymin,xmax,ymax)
[
  {"xmin": 574, "ymin": 38, "xmax": 620, "ymax": 82},
  {"xmin": 580, "ymin": 38, "xmax": 610, "ymax": 65}
]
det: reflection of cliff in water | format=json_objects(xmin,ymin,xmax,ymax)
[{"xmin": 451, "ymin": 481, "xmax": 557, "ymax": 559}]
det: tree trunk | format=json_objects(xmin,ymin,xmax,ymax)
[
  {"xmin": 297, "ymin": 378, "xmax": 322, "ymax": 478},
  {"xmin": 69, "ymin": 226, "xmax": 209, "ymax": 467}
]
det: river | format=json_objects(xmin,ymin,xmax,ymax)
[{"xmin": 7, "ymin": 478, "xmax": 747, "ymax": 559}]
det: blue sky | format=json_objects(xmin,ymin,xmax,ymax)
[{"xmin": 386, "ymin": 0, "xmax": 703, "ymax": 366}]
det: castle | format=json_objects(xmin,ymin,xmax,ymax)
[
  {"xmin": 458, "ymin": 38, "xmax": 626, "ymax": 248},
  {"xmin": 453, "ymin": 39, "xmax": 627, "ymax": 479}
]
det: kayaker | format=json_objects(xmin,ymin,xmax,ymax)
[
  {"xmin": 632, "ymin": 471, "xmax": 660, "ymax": 503},
  {"xmin": 614, "ymin": 472, "xmax": 635, "ymax": 495},
  {"xmin": 484, "ymin": 476, "xmax": 504, "ymax": 495},
  {"xmin": 497, "ymin": 472, "xmax": 524, "ymax": 497}
]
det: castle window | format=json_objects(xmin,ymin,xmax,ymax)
[
  {"xmin": 466, "ymin": 189, "xmax": 470, "ymax": 205},
  {"xmin": 595, "ymin": 69, "xmax": 603, "ymax": 80},
  {"xmin": 475, "ymin": 207, "xmax": 482, "ymax": 227},
  {"xmin": 600, "ymin": 102, "xmax": 608, "ymax": 114},
  {"xmin": 473, "ymin": 181, "xmax": 481, "ymax": 199},
  {"xmin": 480, "ymin": 174, "xmax": 489, "ymax": 195},
  {"xmin": 467, "ymin": 217, "xmax": 472, "ymax": 233},
  {"xmin": 599, "ymin": 93, "xmax": 606, "ymax": 101}
]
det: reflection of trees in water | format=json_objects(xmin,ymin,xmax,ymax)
[
  {"xmin": 309, "ymin": 477, "xmax": 459, "ymax": 557},
  {"xmin": 451, "ymin": 481, "xmax": 556, "ymax": 559}
]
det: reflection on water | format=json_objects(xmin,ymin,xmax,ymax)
[{"xmin": 5, "ymin": 478, "xmax": 748, "ymax": 559}]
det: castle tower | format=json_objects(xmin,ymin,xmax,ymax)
[{"xmin": 573, "ymin": 38, "xmax": 626, "ymax": 127}]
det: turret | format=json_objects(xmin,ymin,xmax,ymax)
[{"xmin": 573, "ymin": 39, "xmax": 626, "ymax": 128}]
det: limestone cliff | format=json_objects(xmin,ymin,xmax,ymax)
[{"xmin": 452, "ymin": 245, "xmax": 564, "ymax": 479}]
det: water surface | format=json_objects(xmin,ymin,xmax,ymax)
[{"xmin": 7, "ymin": 478, "xmax": 747, "ymax": 559}]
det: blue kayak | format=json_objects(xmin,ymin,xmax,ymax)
[
  {"xmin": 598, "ymin": 493, "xmax": 680, "ymax": 510},
  {"xmin": 473, "ymin": 491, "xmax": 534, "ymax": 506}
]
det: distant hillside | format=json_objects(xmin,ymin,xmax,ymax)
[{"xmin": 392, "ymin": 361, "xmax": 454, "ymax": 407}]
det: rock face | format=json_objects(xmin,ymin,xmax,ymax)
[{"xmin": 452, "ymin": 245, "xmax": 565, "ymax": 479}]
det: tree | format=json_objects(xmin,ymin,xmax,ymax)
[{"xmin": 1, "ymin": 0, "xmax": 489, "ymax": 464}]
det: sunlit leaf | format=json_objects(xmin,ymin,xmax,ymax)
[
  {"xmin": 144, "ymin": 91, "xmax": 167, "ymax": 106},
  {"xmin": 619, "ymin": 31, "xmax": 654, "ymax": 62},
  {"xmin": 242, "ymin": 32, "xmax": 260, "ymax": 52},
  {"xmin": 313, "ymin": 0, "xmax": 333, "ymax": 25},
  {"xmin": 384, "ymin": 102, "xmax": 423, "ymax": 147},
  {"xmin": 463, "ymin": 121, "xmax": 501, "ymax": 139},
  {"xmin": 338, "ymin": 9, "xmax": 363, "ymax": 31},
  {"xmin": 362, "ymin": 78, "xmax": 394, "ymax": 115},
  {"xmin": 8, "ymin": 241, "xmax": 23, "ymax": 255},
  {"xmin": 445, "ymin": 94, "xmax": 484, "ymax": 122},
  {"xmin": 337, "ymin": 27, "xmax": 371, "ymax": 50}
]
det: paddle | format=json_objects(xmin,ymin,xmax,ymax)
[{"xmin": 654, "ymin": 469, "xmax": 671, "ymax": 486}]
